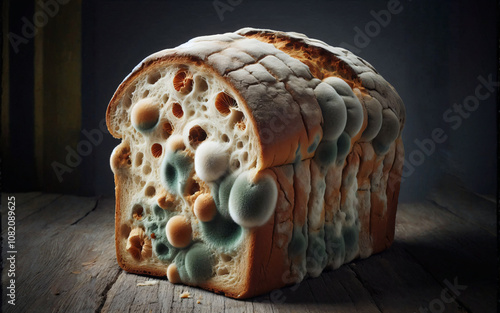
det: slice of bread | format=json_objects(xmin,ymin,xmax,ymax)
[{"xmin": 106, "ymin": 28, "xmax": 405, "ymax": 299}]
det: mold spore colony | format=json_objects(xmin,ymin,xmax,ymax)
[{"xmin": 110, "ymin": 63, "xmax": 278, "ymax": 286}]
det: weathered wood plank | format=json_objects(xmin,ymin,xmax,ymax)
[
  {"xmin": 427, "ymin": 180, "xmax": 496, "ymax": 235},
  {"xmin": 11, "ymin": 193, "xmax": 62, "ymax": 222},
  {"xmin": 349, "ymin": 243, "xmax": 468, "ymax": 313},
  {"xmin": 1, "ymin": 196, "xmax": 120, "ymax": 313},
  {"xmin": 1, "ymin": 192, "xmax": 42, "ymax": 207},
  {"xmin": 396, "ymin": 201, "xmax": 496, "ymax": 313}
]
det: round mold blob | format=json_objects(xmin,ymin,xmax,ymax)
[
  {"xmin": 184, "ymin": 244, "xmax": 214, "ymax": 283},
  {"xmin": 166, "ymin": 215, "xmax": 192, "ymax": 248},
  {"xmin": 194, "ymin": 194, "xmax": 217, "ymax": 222},
  {"xmin": 228, "ymin": 171, "xmax": 278, "ymax": 228},
  {"xmin": 160, "ymin": 149, "xmax": 193, "ymax": 195},
  {"xmin": 167, "ymin": 263, "xmax": 181, "ymax": 284},
  {"xmin": 194, "ymin": 141, "xmax": 229, "ymax": 182},
  {"xmin": 131, "ymin": 98, "xmax": 159, "ymax": 132}
]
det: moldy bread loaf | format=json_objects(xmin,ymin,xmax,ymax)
[{"xmin": 106, "ymin": 28, "xmax": 405, "ymax": 299}]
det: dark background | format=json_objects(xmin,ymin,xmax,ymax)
[{"xmin": 3, "ymin": 0, "xmax": 498, "ymax": 202}]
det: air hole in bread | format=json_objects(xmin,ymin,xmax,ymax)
[
  {"xmin": 148, "ymin": 71, "xmax": 162, "ymax": 85},
  {"xmin": 201, "ymin": 105, "xmax": 208, "ymax": 111},
  {"xmin": 230, "ymin": 110, "xmax": 245, "ymax": 129},
  {"xmin": 221, "ymin": 134, "xmax": 230, "ymax": 143},
  {"xmin": 172, "ymin": 103, "xmax": 184, "ymax": 118},
  {"xmin": 217, "ymin": 268, "xmax": 229, "ymax": 275},
  {"xmin": 189, "ymin": 181, "xmax": 200, "ymax": 195},
  {"xmin": 215, "ymin": 92, "xmax": 237, "ymax": 115},
  {"xmin": 135, "ymin": 152, "xmax": 144, "ymax": 167},
  {"xmin": 162, "ymin": 121, "xmax": 173, "ymax": 139},
  {"xmin": 123, "ymin": 85, "xmax": 136, "ymax": 108},
  {"xmin": 123, "ymin": 96, "xmax": 132, "ymax": 108},
  {"xmin": 145, "ymin": 185, "xmax": 156, "ymax": 197},
  {"xmin": 143, "ymin": 164, "xmax": 152, "ymax": 175},
  {"xmin": 132, "ymin": 205, "xmax": 144, "ymax": 220},
  {"xmin": 155, "ymin": 242, "xmax": 169, "ymax": 255},
  {"xmin": 162, "ymin": 94, "xmax": 169, "ymax": 103},
  {"xmin": 236, "ymin": 141, "xmax": 243, "ymax": 149},
  {"xmin": 142, "ymin": 90, "xmax": 150, "ymax": 98},
  {"xmin": 134, "ymin": 176, "xmax": 141, "ymax": 184},
  {"xmin": 231, "ymin": 158, "xmax": 240, "ymax": 170},
  {"xmin": 173, "ymin": 70, "xmax": 193, "ymax": 93},
  {"xmin": 188, "ymin": 110, "xmax": 195, "ymax": 117},
  {"xmin": 241, "ymin": 152, "xmax": 248, "ymax": 162},
  {"xmin": 236, "ymin": 121, "xmax": 246, "ymax": 131},
  {"xmin": 120, "ymin": 223, "xmax": 131, "ymax": 239},
  {"xmin": 151, "ymin": 143, "xmax": 162, "ymax": 158},
  {"xmin": 140, "ymin": 180, "xmax": 146, "ymax": 187},
  {"xmin": 195, "ymin": 75, "xmax": 208, "ymax": 92},
  {"xmin": 188, "ymin": 125, "xmax": 207, "ymax": 148},
  {"xmin": 221, "ymin": 254, "xmax": 232, "ymax": 262}
]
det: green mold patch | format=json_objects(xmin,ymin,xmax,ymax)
[
  {"xmin": 324, "ymin": 224, "xmax": 346, "ymax": 266},
  {"xmin": 142, "ymin": 205, "xmax": 179, "ymax": 262},
  {"xmin": 307, "ymin": 134, "xmax": 321, "ymax": 154},
  {"xmin": 174, "ymin": 243, "xmax": 214, "ymax": 284},
  {"xmin": 199, "ymin": 212, "xmax": 243, "ymax": 253},
  {"xmin": 288, "ymin": 226, "xmax": 307, "ymax": 258},
  {"xmin": 343, "ymin": 222, "xmax": 360, "ymax": 262},
  {"xmin": 228, "ymin": 171, "xmax": 277, "ymax": 228},
  {"xmin": 336, "ymin": 132, "xmax": 351, "ymax": 164},
  {"xmin": 306, "ymin": 230, "xmax": 328, "ymax": 274},
  {"xmin": 185, "ymin": 243, "xmax": 214, "ymax": 283},
  {"xmin": 214, "ymin": 173, "xmax": 237, "ymax": 219},
  {"xmin": 161, "ymin": 150, "xmax": 193, "ymax": 196},
  {"xmin": 315, "ymin": 140, "xmax": 337, "ymax": 167}
]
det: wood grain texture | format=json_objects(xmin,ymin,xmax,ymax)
[
  {"xmin": 0, "ymin": 187, "xmax": 496, "ymax": 313},
  {"xmin": 396, "ymin": 201, "xmax": 496, "ymax": 313}
]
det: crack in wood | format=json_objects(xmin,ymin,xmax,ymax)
[
  {"xmin": 347, "ymin": 265, "xmax": 383, "ymax": 313},
  {"xmin": 18, "ymin": 194, "xmax": 64, "ymax": 222},
  {"xmin": 71, "ymin": 197, "xmax": 101, "ymax": 225},
  {"xmin": 95, "ymin": 269, "xmax": 123, "ymax": 313}
]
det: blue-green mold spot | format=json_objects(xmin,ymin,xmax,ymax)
[
  {"xmin": 372, "ymin": 141, "xmax": 390, "ymax": 156},
  {"xmin": 228, "ymin": 171, "xmax": 277, "ymax": 228},
  {"xmin": 324, "ymin": 224, "xmax": 346, "ymax": 266},
  {"xmin": 306, "ymin": 230, "xmax": 328, "ymax": 272},
  {"xmin": 143, "ymin": 207, "xmax": 179, "ymax": 262},
  {"xmin": 307, "ymin": 135, "xmax": 321, "ymax": 154},
  {"xmin": 199, "ymin": 212, "xmax": 243, "ymax": 252},
  {"xmin": 343, "ymin": 223, "xmax": 360, "ymax": 261},
  {"xmin": 315, "ymin": 140, "xmax": 337, "ymax": 167},
  {"xmin": 184, "ymin": 243, "xmax": 214, "ymax": 283},
  {"xmin": 214, "ymin": 173, "xmax": 237, "ymax": 219},
  {"xmin": 153, "ymin": 205, "xmax": 167, "ymax": 220},
  {"xmin": 288, "ymin": 226, "xmax": 307, "ymax": 258},
  {"xmin": 294, "ymin": 144, "xmax": 302, "ymax": 164},
  {"xmin": 336, "ymin": 132, "xmax": 351, "ymax": 163},
  {"xmin": 199, "ymin": 174, "xmax": 244, "ymax": 252},
  {"xmin": 161, "ymin": 150, "xmax": 193, "ymax": 196}
]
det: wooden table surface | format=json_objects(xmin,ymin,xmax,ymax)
[{"xmin": 1, "ymin": 183, "xmax": 496, "ymax": 313}]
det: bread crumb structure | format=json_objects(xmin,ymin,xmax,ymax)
[{"xmin": 107, "ymin": 28, "xmax": 405, "ymax": 299}]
